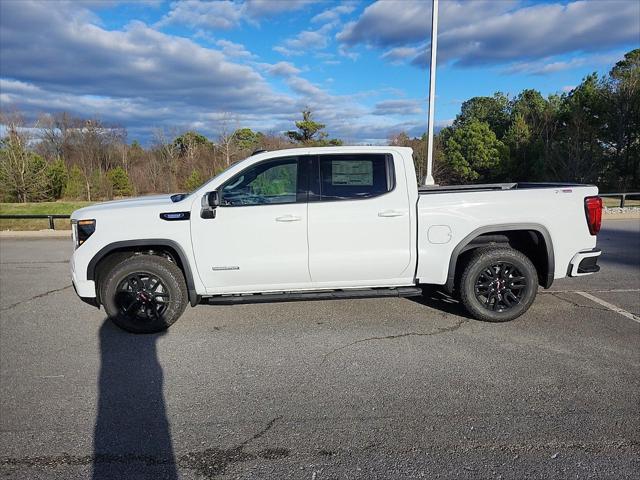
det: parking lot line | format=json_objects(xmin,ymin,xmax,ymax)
[{"xmin": 575, "ymin": 291, "xmax": 640, "ymax": 324}]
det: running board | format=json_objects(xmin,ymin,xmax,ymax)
[{"xmin": 204, "ymin": 287, "xmax": 423, "ymax": 305}]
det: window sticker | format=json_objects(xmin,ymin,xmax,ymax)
[{"xmin": 331, "ymin": 160, "xmax": 373, "ymax": 186}]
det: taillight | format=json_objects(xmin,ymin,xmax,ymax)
[{"xmin": 584, "ymin": 196, "xmax": 602, "ymax": 235}]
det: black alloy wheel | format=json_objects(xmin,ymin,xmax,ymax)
[
  {"xmin": 101, "ymin": 255, "xmax": 188, "ymax": 333},
  {"xmin": 459, "ymin": 247, "xmax": 537, "ymax": 322},
  {"xmin": 115, "ymin": 272, "xmax": 171, "ymax": 323},
  {"xmin": 473, "ymin": 262, "xmax": 527, "ymax": 312}
]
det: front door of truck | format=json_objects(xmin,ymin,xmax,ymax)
[{"xmin": 191, "ymin": 156, "xmax": 312, "ymax": 293}]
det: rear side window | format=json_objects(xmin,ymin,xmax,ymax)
[{"xmin": 317, "ymin": 154, "xmax": 394, "ymax": 201}]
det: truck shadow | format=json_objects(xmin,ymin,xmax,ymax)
[
  {"xmin": 407, "ymin": 287, "xmax": 475, "ymax": 320},
  {"xmin": 93, "ymin": 320, "xmax": 177, "ymax": 479}
]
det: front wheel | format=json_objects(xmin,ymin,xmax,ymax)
[
  {"xmin": 459, "ymin": 247, "xmax": 537, "ymax": 322},
  {"xmin": 101, "ymin": 255, "xmax": 188, "ymax": 333}
]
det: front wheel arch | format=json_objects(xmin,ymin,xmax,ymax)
[{"xmin": 88, "ymin": 240, "xmax": 199, "ymax": 307}]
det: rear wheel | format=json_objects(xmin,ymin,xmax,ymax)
[
  {"xmin": 101, "ymin": 255, "xmax": 187, "ymax": 333},
  {"xmin": 459, "ymin": 247, "xmax": 537, "ymax": 322}
]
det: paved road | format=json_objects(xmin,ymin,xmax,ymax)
[{"xmin": 1, "ymin": 219, "xmax": 638, "ymax": 479}]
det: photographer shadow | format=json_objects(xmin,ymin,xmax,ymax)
[{"xmin": 93, "ymin": 320, "xmax": 177, "ymax": 479}]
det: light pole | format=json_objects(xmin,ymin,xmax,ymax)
[{"xmin": 424, "ymin": 0, "xmax": 438, "ymax": 186}]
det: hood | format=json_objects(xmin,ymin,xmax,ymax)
[{"xmin": 71, "ymin": 194, "xmax": 185, "ymax": 220}]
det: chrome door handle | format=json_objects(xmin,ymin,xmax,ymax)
[
  {"xmin": 275, "ymin": 215, "xmax": 302, "ymax": 222},
  {"xmin": 378, "ymin": 210, "xmax": 405, "ymax": 217}
]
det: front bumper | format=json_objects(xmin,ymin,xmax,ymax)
[
  {"xmin": 568, "ymin": 248, "xmax": 601, "ymax": 277},
  {"xmin": 70, "ymin": 253, "xmax": 97, "ymax": 298},
  {"xmin": 72, "ymin": 280, "xmax": 99, "ymax": 307}
]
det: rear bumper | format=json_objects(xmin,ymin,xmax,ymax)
[{"xmin": 568, "ymin": 248, "xmax": 601, "ymax": 277}]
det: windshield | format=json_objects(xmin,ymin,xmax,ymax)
[{"xmin": 171, "ymin": 160, "xmax": 245, "ymax": 202}]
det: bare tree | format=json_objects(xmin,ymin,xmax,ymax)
[
  {"xmin": 151, "ymin": 128, "xmax": 180, "ymax": 192},
  {"xmin": 0, "ymin": 112, "xmax": 51, "ymax": 202},
  {"xmin": 216, "ymin": 112, "xmax": 239, "ymax": 167}
]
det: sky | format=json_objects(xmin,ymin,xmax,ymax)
[{"xmin": 0, "ymin": 0, "xmax": 638, "ymax": 144}]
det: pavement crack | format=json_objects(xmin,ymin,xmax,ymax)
[
  {"xmin": 1, "ymin": 285, "xmax": 72, "ymax": 312},
  {"xmin": 0, "ymin": 418, "xmax": 287, "ymax": 480},
  {"xmin": 549, "ymin": 292, "xmax": 610, "ymax": 313},
  {"xmin": 238, "ymin": 416, "xmax": 282, "ymax": 448},
  {"xmin": 179, "ymin": 416, "xmax": 285, "ymax": 479},
  {"xmin": 321, "ymin": 318, "xmax": 468, "ymax": 365}
]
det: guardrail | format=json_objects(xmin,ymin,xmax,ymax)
[
  {"xmin": 0, "ymin": 214, "xmax": 70, "ymax": 230},
  {"xmin": 599, "ymin": 192, "xmax": 640, "ymax": 208},
  {"xmin": 1, "ymin": 191, "xmax": 639, "ymax": 230}
]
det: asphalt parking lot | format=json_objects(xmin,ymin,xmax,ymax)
[{"xmin": 0, "ymin": 219, "xmax": 638, "ymax": 479}]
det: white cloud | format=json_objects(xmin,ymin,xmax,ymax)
[
  {"xmin": 373, "ymin": 99, "xmax": 423, "ymax": 116},
  {"xmin": 0, "ymin": 0, "xmax": 427, "ymax": 143},
  {"xmin": 157, "ymin": 0, "xmax": 319, "ymax": 30},
  {"xmin": 503, "ymin": 52, "xmax": 625, "ymax": 76},
  {"xmin": 274, "ymin": 23, "xmax": 334, "ymax": 56},
  {"xmin": 0, "ymin": 1, "xmax": 298, "ymax": 135},
  {"xmin": 157, "ymin": 0, "xmax": 242, "ymax": 30},
  {"xmin": 215, "ymin": 39, "xmax": 254, "ymax": 59},
  {"xmin": 243, "ymin": 0, "xmax": 318, "ymax": 18},
  {"xmin": 311, "ymin": 4, "xmax": 356, "ymax": 24},
  {"xmin": 260, "ymin": 61, "xmax": 302, "ymax": 77},
  {"xmin": 381, "ymin": 46, "xmax": 422, "ymax": 64},
  {"xmin": 338, "ymin": 0, "xmax": 517, "ymax": 48},
  {"xmin": 338, "ymin": 0, "xmax": 640, "ymax": 69}
]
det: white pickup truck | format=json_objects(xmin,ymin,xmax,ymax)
[{"xmin": 70, "ymin": 146, "xmax": 603, "ymax": 333}]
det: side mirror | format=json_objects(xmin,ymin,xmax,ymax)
[
  {"xmin": 201, "ymin": 191, "xmax": 219, "ymax": 219},
  {"xmin": 203, "ymin": 191, "xmax": 220, "ymax": 208}
]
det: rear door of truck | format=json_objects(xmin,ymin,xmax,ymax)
[{"xmin": 307, "ymin": 152, "xmax": 415, "ymax": 287}]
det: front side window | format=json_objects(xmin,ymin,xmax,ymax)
[
  {"xmin": 318, "ymin": 154, "xmax": 393, "ymax": 201},
  {"xmin": 221, "ymin": 157, "xmax": 299, "ymax": 206}
]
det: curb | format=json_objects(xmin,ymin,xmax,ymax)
[{"xmin": 0, "ymin": 230, "xmax": 71, "ymax": 238}]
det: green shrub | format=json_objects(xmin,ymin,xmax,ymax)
[
  {"xmin": 46, "ymin": 158, "xmax": 68, "ymax": 200},
  {"xmin": 184, "ymin": 169, "xmax": 204, "ymax": 191},
  {"xmin": 107, "ymin": 166, "xmax": 133, "ymax": 197},
  {"xmin": 64, "ymin": 166, "xmax": 85, "ymax": 200}
]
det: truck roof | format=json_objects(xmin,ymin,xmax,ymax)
[{"xmin": 250, "ymin": 145, "xmax": 413, "ymax": 161}]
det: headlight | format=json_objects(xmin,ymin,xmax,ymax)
[{"xmin": 72, "ymin": 219, "xmax": 96, "ymax": 248}]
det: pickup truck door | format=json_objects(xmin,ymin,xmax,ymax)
[
  {"xmin": 190, "ymin": 156, "xmax": 312, "ymax": 293},
  {"xmin": 307, "ymin": 153, "xmax": 413, "ymax": 287}
]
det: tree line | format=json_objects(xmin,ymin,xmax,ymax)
[
  {"xmin": 0, "ymin": 49, "xmax": 637, "ymax": 203},
  {"xmin": 0, "ymin": 109, "xmax": 341, "ymax": 202},
  {"xmin": 392, "ymin": 49, "xmax": 639, "ymax": 191}
]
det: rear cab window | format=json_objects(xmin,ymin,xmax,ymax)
[{"xmin": 314, "ymin": 154, "xmax": 394, "ymax": 201}]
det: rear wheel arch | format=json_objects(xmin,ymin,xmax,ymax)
[
  {"xmin": 87, "ymin": 239, "xmax": 199, "ymax": 307},
  {"xmin": 446, "ymin": 224, "xmax": 554, "ymax": 292}
]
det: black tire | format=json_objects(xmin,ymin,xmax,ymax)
[
  {"xmin": 100, "ymin": 255, "xmax": 188, "ymax": 333},
  {"xmin": 459, "ymin": 247, "xmax": 537, "ymax": 322}
]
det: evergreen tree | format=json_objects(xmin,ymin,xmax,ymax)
[
  {"xmin": 442, "ymin": 120, "xmax": 509, "ymax": 182},
  {"xmin": 46, "ymin": 158, "xmax": 68, "ymax": 200},
  {"xmin": 64, "ymin": 166, "xmax": 85, "ymax": 200},
  {"xmin": 184, "ymin": 169, "xmax": 204, "ymax": 191},
  {"xmin": 286, "ymin": 110, "xmax": 342, "ymax": 146},
  {"xmin": 107, "ymin": 166, "xmax": 133, "ymax": 197}
]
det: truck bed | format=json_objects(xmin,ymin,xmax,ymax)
[
  {"xmin": 418, "ymin": 182, "xmax": 590, "ymax": 195},
  {"xmin": 414, "ymin": 182, "xmax": 599, "ymax": 286}
]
